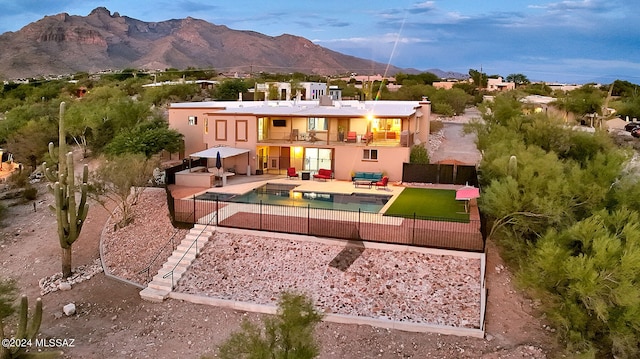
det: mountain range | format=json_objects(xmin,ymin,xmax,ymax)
[{"xmin": 0, "ymin": 7, "xmax": 464, "ymax": 80}]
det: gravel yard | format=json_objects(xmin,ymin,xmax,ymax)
[
  {"xmin": 175, "ymin": 230, "xmax": 483, "ymax": 330},
  {"xmin": 102, "ymin": 188, "xmax": 188, "ymax": 285}
]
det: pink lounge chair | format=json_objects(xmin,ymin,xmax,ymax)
[{"xmin": 346, "ymin": 131, "xmax": 357, "ymax": 142}]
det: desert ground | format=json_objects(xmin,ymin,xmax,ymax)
[{"xmin": 0, "ymin": 115, "xmax": 558, "ymax": 358}]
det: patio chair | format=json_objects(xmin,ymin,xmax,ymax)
[
  {"xmin": 374, "ymin": 176, "xmax": 389, "ymax": 190},
  {"xmin": 286, "ymin": 167, "xmax": 299, "ymax": 179},
  {"xmin": 289, "ymin": 129, "xmax": 299, "ymax": 142},
  {"xmin": 362, "ymin": 132, "xmax": 373, "ymax": 144},
  {"xmin": 346, "ymin": 131, "xmax": 357, "ymax": 143}
]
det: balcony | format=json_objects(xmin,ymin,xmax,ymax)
[{"xmin": 258, "ymin": 129, "xmax": 412, "ymax": 147}]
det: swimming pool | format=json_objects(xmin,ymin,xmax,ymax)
[{"xmin": 195, "ymin": 183, "xmax": 392, "ymax": 213}]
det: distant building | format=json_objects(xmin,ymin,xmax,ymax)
[
  {"xmin": 251, "ymin": 82, "xmax": 328, "ymax": 100},
  {"xmin": 486, "ymin": 77, "xmax": 515, "ymax": 92}
]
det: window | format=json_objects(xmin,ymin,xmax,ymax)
[
  {"xmin": 204, "ymin": 118, "xmax": 208, "ymax": 134},
  {"xmin": 215, "ymin": 120, "xmax": 227, "ymax": 141},
  {"xmin": 308, "ymin": 117, "xmax": 327, "ymax": 131},
  {"xmin": 363, "ymin": 149, "xmax": 378, "ymax": 161},
  {"xmin": 188, "ymin": 116, "xmax": 197, "ymax": 125}
]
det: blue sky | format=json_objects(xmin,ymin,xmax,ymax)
[{"xmin": 0, "ymin": 0, "xmax": 638, "ymax": 84}]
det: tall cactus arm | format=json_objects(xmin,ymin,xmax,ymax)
[
  {"xmin": 66, "ymin": 153, "xmax": 78, "ymax": 244},
  {"xmin": 14, "ymin": 296, "xmax": 28, "ymax": 340},
  {"xmin": 26, "ymin": 298, "xmax": 42, "ymax": 341}
]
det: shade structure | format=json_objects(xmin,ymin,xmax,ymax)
[
  {"xmin": 190, "ymin": 146, "xmax": 250, "ymax": 159},
  {"xmin": 455, "ymin": 186, "xmax": 480, "ymax": 201}
]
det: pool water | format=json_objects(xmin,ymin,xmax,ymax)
[{"xmin": 196, "ymin": 183, "xmax": 391, "ymax": 213}]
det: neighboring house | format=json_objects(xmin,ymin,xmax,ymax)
[
  {"xmin": 168, "ymin": 97, "xmax": 431, "ymax": 182},
  {"xmin": 251, "ymin": 82, "xmax": 328, "ymax": 100},
  {"xmin": 432, "ymin": 81, "xmax": 456, "ymax": 90},
  {"xmin": 546, "ymin": 83, "xmax": 582, "ymax": 92},
  {"xmin": 486, "ymin": 77, "xmax": 515, "ymax": 92}
]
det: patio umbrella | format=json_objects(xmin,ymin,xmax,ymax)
[{"xmin": 215, "ymin": 151, "xmax": 222, "ymax": 175}]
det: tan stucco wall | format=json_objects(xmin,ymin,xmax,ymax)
[{"xmin": 334, "ymin": 146, "xmax": 410, "ymax": 182}]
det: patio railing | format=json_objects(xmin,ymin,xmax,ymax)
[{"xmin": 171, "ymin": 197, "xmax": 485, "ymax": 252}]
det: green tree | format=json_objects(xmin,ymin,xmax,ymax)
[
  {"xmin": 104, "ymin": 118, "xmax": 183, "ymax": 158},
  {"xmin": 555, "ymin": 85, "xmax": 604, "ymax": 118},
  {"xmin": 409, "ymin": 144, "xmax": 429, "ymax": 164},
  {"xmin": 6, "ymin": 119, "xmax": 57, "ymax": 170},
  {"xmin": 214, "ymin": 79, "xmax": 250, "ymax": 100},
  {"xmin": 521, "ymin": 208, "xmax": 640, "ymax": 358},
  {"xmin": 218, "ymin": 293, "xmax": 323, "ymax": 359},
  {"xmin": 88, "ymin": 154, "xmax": 157, "ymax": 228},
  {"xmin": 522, "ymin": 82, "xmax": 553, "ymax": 96},
  {"xmin": 469, "ymin": 69, "xmax": 488, "ymax": 89},
  {"xmin": 505, "ymin": 73, "xmax": 530, "ymax": 87},
  {"xmin": 141, "ymin": 83, "xmax": 200, "ymax": 106}
]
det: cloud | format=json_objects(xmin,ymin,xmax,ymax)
[
  {"xmin": 410, "ymin": 1, "xmax": 437, "ymax": 14},
  {"xmin": 529, "ymin": 0, "xmax": 611, "ymax": 12}
]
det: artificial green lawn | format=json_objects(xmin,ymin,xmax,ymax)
[{"xmin": 384, "ymin": 188, "xmax": 470, "ymax": 222}]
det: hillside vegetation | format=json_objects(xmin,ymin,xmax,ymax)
[{"xmin": 469, "ymin": 92, "xmax": 640, "ymax": 358}]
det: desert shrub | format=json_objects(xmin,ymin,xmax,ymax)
[
  {"xmin": 409, "ymin": 144, "xmax": 429, "ymax": 164},
  {"xmin": 7, "ymin": 170, "xmax": 29, "ymax": 188},
  {"xmin": 217, "ymin": 292, "xmax": 322, "ymax": 359},
  {"xmin": 430, "ymin": 120, "xmax": 443, "ymax": 134},
  {"xmin": 22, "ymin": 186, "xmax": 37, "ymax": 201}
]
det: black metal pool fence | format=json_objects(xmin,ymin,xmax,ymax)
[{"xmin": 170, "ymin": 196, "xmax": 486, "ymax": 252}]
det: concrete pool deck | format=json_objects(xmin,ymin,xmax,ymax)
[{"xmin": 168, "ymin": 174, "xmax": 479, "ymax": 221}]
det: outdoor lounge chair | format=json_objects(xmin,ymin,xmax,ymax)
[
  {"xmin": 313, "ymin": 169, "xmax": 333, "ymax": 181},
  {"xmin": 287, "ymin": 167, "xmax": 299, "ymax": 179},
  {"xmin": 346, "ymin": 131, "xmax": 357, "ymax": 142},
  {"xmin": 362, "ymin": 132, "xmax": 373, "ymax": 144},
  {"xmin": 374, "ymin": 176, "xmax": 388, "ymax": 189}
]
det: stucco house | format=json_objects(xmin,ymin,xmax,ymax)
[{"xmin": 167, "ymin": 97, "xmax": 431, "ymax": 182}]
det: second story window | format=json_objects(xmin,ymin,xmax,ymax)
[
  {"xmin": 363, "ymin": 149, "xmax": 378, "ymax": 161},
  {"xmin": 188, "ymin": 116, "xmax": 197, "ymax": 126},
  {"xmin": 308, "ymin": 117, "xmax": 327, "ymax": 131}
]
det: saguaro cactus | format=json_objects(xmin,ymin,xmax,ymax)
[
  {"xmin": 507, "ymin": 155, "xmax": 518, "ymax": 179},
  {"xmin": 42, "ymin": 102, "xmax": 89, "ymax": 279},
  {"xmin": 0, "ymin": 296, "xmax": 61, "ymax": 359}
]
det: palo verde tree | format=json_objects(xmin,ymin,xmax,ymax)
[
  {"xmin": 42, "ymin": 102, "xmax": 89, "ymax": 279},
  {"xmin": 520, "ymin": 208, "xmax": 640, "ymax": 358},
  {"xmin": 88, "ymin": 153, "xmax": 157, "ymax": 229}
]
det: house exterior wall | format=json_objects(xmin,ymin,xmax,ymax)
[
  {"xmin": 433, "ymin": 81, "xmax": 455, "ymax": 90},
  {"xmin": 334, "ymin": 146, "xmax": 409, "ymax": 182},
  {"xmin": 301, "ymin": 82, "xmax": 328, "ymax": 100},
  {"xmin": 168, "ymin": 100, "xmax": 431, "ymax": 182},
  {"xmin": 487, "ymin": 77, "xmax": 515, "ymax": 91}
]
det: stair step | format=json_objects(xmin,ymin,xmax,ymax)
[
  {"xmin": 184, "ymin": 231, "xmax": 213, "ymax": 241},
  {"xmin": 153, "ymin": 269, "xmax": 185, "ymax": 283},
  {"xmin": 140, "ymin": 287, "xmax": 170, "ymax": 302},
  {"xmin": 193, "ymin": 224, "xmax": 214, "ymax": 230},
  {"xmin": 147, "ymin": 281, "xmax": 173, "ymax": 291},
  {"xmin": 163, "ymin": 260, "xmax": 191, "ymax": 270},
  {"xmin": 176, "ymin": 244, "xmax": 202, "ymax": 254}
]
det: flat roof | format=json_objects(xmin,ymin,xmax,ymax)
[{"xmin": 169, "ymin": 100, "xmax": 423, "ymax": 118}]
